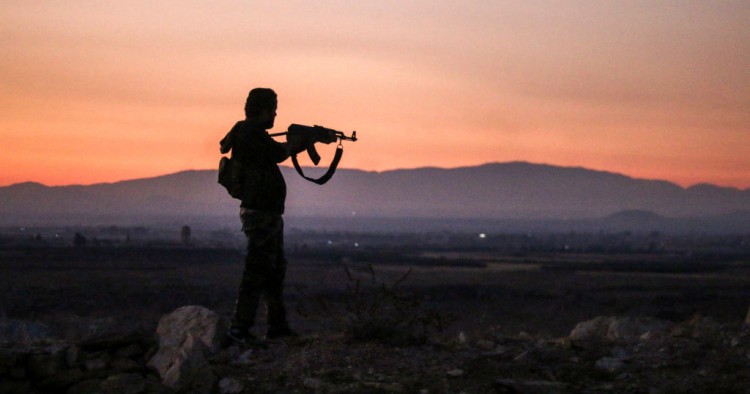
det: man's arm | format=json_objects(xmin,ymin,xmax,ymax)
[
  {"xmin": 256, "ymin": 133, "xmax": 298, "ymax": 164},
  {"xmin": 279, "ymin": 133, "xmax": 312, "ymax": 162}
]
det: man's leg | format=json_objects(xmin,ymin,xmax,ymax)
[
  {"xmin": 230, "ymin": 242, "xmax": 263, "ymax": 331},
  {"xmin": 265, "ymin": 239, "xmax": 288, "ymax": 332},
  {"xmin": 230, "ymin": 211, "xmax": 281, "ymax": 340},
  {"xmin": 265, "ymin": 217, "xmax": 296, "ymax": 338}
]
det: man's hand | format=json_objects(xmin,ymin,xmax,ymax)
[{"xmin": 286, "ymin": 132, "xmax": 312, "ymax": 156}]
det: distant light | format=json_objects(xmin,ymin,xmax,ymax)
[
  {"xmin": 327, "ymin": 240, "xmax": 333, "ymax": 245},
  {"xmin": 354, "ymin": 242, "xmax": 359, "ymax": 247},
  {"xmin": 351, "ymin": 210, "xmax": 357, "ymax": 216},
  {"xmin": 479, "ymin": 233, "xmax": 487, "ymax": 239},
  {"xmin": 20, "ymin": 227, "xmax": 26, "ymax": 231}
]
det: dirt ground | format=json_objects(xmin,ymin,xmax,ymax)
[
  {"xmin": 2, "ymin": 245, "xmax": 750, "ymax": 393},
  {"xmin": 2, "ymin": 246, "xmax": 748, "ymax": 340}
]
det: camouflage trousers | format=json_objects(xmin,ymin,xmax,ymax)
[{"xmin": 231, "ymin": 209, "xmax": 289, "ymax": 330}]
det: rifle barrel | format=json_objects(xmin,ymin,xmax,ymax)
[
  {"xmin": 269, "ymin": 127, "xmax": 357, "ymax": 142},
  {"xmin": 336, "ymin": 131, "xmax": 357, "ymax": 141}
]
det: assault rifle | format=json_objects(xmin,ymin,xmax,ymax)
[
  {"xmin": 270, "ymin": 124, "xmax": 357, "ymax": 165},
  {"xmin": 269, "ymin": 124, "xmax": 358, "ymax": 185}
]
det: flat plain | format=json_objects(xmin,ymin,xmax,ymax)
[{"xmin": 2, "ymin": 241, "xmax": 748, "ymax": 340}]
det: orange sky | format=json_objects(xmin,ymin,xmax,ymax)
[{"xmin": 1, "ymin": 1, "xmax": 749, "ymax": 188}]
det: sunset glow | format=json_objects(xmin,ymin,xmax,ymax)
[{"xmin": 2, "ymin": 1, "xmax": 748, "ymax": 188}]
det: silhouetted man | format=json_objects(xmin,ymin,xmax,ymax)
[{"xmin": 222, "ymin": 88, "xmax": 310, "ymax": 343}]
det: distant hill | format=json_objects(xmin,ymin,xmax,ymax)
[{"xmin": 1, "ymin": 162, "xmax": 749, "ymax": 231}]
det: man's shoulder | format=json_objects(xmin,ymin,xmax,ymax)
[{"xmin": 234, "ymin": 122, "xmax": 265, "ymax": 141}]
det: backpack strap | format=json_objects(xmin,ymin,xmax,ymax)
[{"xmin": 291, "ymin": 144, "xmax": 343, "ymax": 185}]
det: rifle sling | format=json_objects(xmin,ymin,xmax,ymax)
[{"xmin": 291, "ymin": 144, "xmax": 343, "ymax": 185}]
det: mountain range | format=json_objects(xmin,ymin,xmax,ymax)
[{"xmin": 1, "ymin": 162, "xmax": 748, "ymax": 232}]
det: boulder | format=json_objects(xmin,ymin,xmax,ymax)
[
  {"xmin": 569, "ymin": 316, "xmax": 611, "ymax": 342},
  {"xmin": 161, "ymin": 334, "xmax": 216, "ymax": 391},
  {"xmin": 147, "ymin": 306, "xmax": 227, "ymax": 392},
  {"xmin": 570, "ymin": 316, "xmax": 673, "ymax": 342}
]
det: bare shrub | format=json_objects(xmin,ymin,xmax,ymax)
[{"xmin": 297, "ymin": 264, "xmax": 450, "ymax": 346}]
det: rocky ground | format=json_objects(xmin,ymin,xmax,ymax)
[
  {"xmin": 212, "ymin": 314, "xmax": 750, "ymax": 394},
  {"xmin": 2, "ymin": 247, "xmax": 750, "ymax": 393},
  {"xmin": 2, "ymin": 308, "xmax": 750, "ymax": 394}
]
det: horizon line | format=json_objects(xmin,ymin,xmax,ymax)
[{"xmin": 2, "ymin": 161, "xmax": 748, "ymax": 191}]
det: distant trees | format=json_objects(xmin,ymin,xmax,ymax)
[
  {"xmin": 73, "ymin": 232, "xmax": 87, "ymax": 247},
  {"xmin": 181, "ymin": 226, "xmax": 192, "ymax": 246}
]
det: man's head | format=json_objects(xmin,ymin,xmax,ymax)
[{"xmin": 245, "ymin": 88, "xmax": 277, "ymax": 129}]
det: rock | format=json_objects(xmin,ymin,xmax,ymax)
[
  {"xmin": 481, "ymin": 345, "xmax": 514, "ymax": 359},
  {"xmin": 230, "ymin": 348, "xmax": 255, "ymax": 366},
  {"xmin": 0, "ymin": 319, "xmax": 52, "ymax": 344},
  {"xmin": 570, "ymin": 316, "xmax": 673, "ymax": 342},
  {"xmin": 66, "ymin": 345, "xmax": 82, "ymax": 368},
  {"xmin": 84, "ymin": 358, "xmax": 108, "ymax": 372},
  {"xmin": 303, "ymin": 377, "xmax": 324, "ymax": 390},
  {"xmin": 79, "ymin": 332, "xmax": 147, "ymax": 352},
  {"xmin": 37, "ymin": 368, "xmax": 86, "ymax": 392},
  {"xmin": 686, "ymin": 315, "xmax": 723, "ymax": 339},
  {"xmin": 26, "ymin": 347, "xmax": 66, "ymax": 378},
  {"xmin": 115, "ymin": 344, "xmax": 144, "ymax": 359},
  {"xmin": 548, "ymin": 338, "xmax": 572, "ymax": 349},
  {"xmin": 159, "ymin": 334, "xmax": 216, "ymax": 393},
  {"xmin": 610, "ymin": 346, "xmax": 629, "ymax": 360},
  {"xmin": 457, "ymin": 331, "xmax": 467, "ymax": 344},
  {"xmin": 219, "ymin": 377, "xmax": 244, "ymax": 394},
  {"xmin": 639, "ymin": 331, "xmax": 663, "ymax": 341},
  {"xmin": 76, "ymin": 319, "xmax": 147, "ymax": 351},
  {"xmin": 67, "ymin": 378, "xmax": 104, "ymax": 394},
  {"xmin": 147, "ymin": 306, "xmax": 227, "ymax": 392},
  {"xmin": 607, "ymin": 317, "xmax": 673, "ymax": 342},
  {"xmin": 362, "ymin": 382, "xmax": 405, "ymax": 391},
  {"xmin": 111, "ymin": 357, "xmax": 142, "ymax": 372},
  {"xmin": 513, "ymin": 350, "xmax": 533, "ymax": 363},
  {"xmin": 595, "ymin": 357, "xmax": 625, "ymax": 374},
  {"xmin": 209, "ymin": 346, "xmax": 238, "ymax": 364},
  {"xmin": 99, "ymin": 373, "xmax": 147, "ymax": 394},
  {"xmin": 517, "ymin": 332, "xmax": 533, "ymax": 341},
  {"xmin": 475, "ymin": 339, "xmax": 495, "ymax": 350},
  {"xmin": 495, "ymin": 379, "xmax": 567, "ymax": 394},
  {"xmin": 569, "ymin": 316, "xmax": 612, "ymax": 342},
  {"xmin": 153, "ymin": 305, "xmax": 227, "ymax": 354},
  {"xmin": 446, "ymin": 369, "xmax": 464, "ymax": 377}
]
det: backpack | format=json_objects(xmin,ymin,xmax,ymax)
[{"xmin": 218, "ymin": 126, "xmax": 243, "ymax": 199}]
